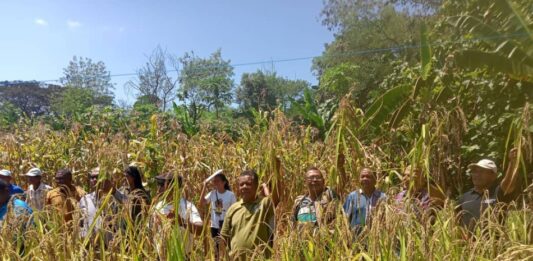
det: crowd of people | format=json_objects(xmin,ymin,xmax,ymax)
[{"xmin": 0, "ymin": 148, "xmax": 527, "ymax": 260}]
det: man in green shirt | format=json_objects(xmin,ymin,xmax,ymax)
[{"xmin": 220, "ymin": 158, "xmax": 283, "ymax": 260}]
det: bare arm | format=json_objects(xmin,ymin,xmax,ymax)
[
  {"xmin": 501, "ymin": 148, "xmax": 522, "ymax": 197},
  {"xmin": 270, "ymin": 156, "xmax": 283, "ymax": 207},
  {"xmin": 198, "ymin": 182, "xmax": 209, "ymax": 216},
  {"xmin": 336, "ymin": 153, "xmax": 348, "ymax": 196}
]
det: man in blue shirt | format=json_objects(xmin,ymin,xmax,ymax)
[
  {"xmin": 0, "ymin": 178, "xmax": 33, "ymax": 255},
  {"xmin": 0, "ymin": 169, "xmax": 24, "ymax": 196},
  {"xmin": 343, "ymin": 168, "xmax": 386, "ymax": 234}
]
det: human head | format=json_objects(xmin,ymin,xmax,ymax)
[
  {"xmin": 305, "ymin": 167, "xmax": 325, "ymax": 196},
  {"xmin": 0, "ymin": 179, "xmax": 10, "ymax": 205},
  {"xmin": 0, "ymin": 169, "xmax": 12, "ymax": 184},
  {"xmin": 55, "ymin": 168, "xmax": 73, "ymax": 187},
  {"xmin": 468, "ymin": 159, "xmax": 498, "ymax": 191},
  {"xmin": 403, "ymin": 165, "xmax": 424, "ymax": 191},
  {"xmin": 25, "ymin": 167, "xmax": 43, "ymax": 188},
  {"xmin": 237, "ymin": 170, "xmax": 259, "ymax": 203},
  {"xmin": 359, "ymin": 168, "xmax": 377, "ymax": 193},
  {"xmin": 212, "ymin": 172, "xmax": 231, "ymax": 192},
  {"xmin": 124, "ymin": 166, "xmax": 145, "ymax": 190},
  {"xmin": 155, "ymin": 172, "xmax": 182, "ymax": 196},
  {"xmin": 88, "ymin": 167, "xmax": 100, "ymax": 188}
]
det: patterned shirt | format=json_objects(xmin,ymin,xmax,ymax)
[
  {"xmin": 26, "ymin": 183, "xmax": 52, "ymax": 211},
  {"xmin": 292, "ymin": 187, "xmax": 339, "ymax": 228}
]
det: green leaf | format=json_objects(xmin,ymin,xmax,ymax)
[{"xmin": 420, "ymin": 23, "xmax": 432, "ymax": 80}]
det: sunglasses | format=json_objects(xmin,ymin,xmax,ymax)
[{"xmin": 89, "ymin": 175, "xmax": 99, "ymax": 180}]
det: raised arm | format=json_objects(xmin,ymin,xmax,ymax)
[
  {"xmin": 336, "ymin": 153, "xmax": 348, "ymax": 196},
  {"xmin": 501, "ymin": 148, "xmax": 522, "ymax": 196},
  {"xmin": 198, "ymin": 181, "xmax": 209, "ymax": 216}
]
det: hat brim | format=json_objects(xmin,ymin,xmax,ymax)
[{"xmin": 468, "ymin": 163, "xmax": 496, "ymax": 173}]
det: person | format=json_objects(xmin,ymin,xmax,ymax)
[
  {"xmin": 0, "ymin": 179, "xmax": 32, "ymax": 254},
  {"xmin": 292, "ymin": 167, "xmax": 339, "ymax": 232},
  {"xmin": 46, "ymin": 168, "xmax": 86, "ymax": 224},
  {"xmin": 458, "ymin": 149, "xmax": 522, "ymax": 230},
  {"xmin": 0, "ymin": 169, "xmax": 24, "ymax": 196},
  {"xmin": 79, "ymin": 167, "xmax": 125, "ymax": 248},
  {"xmin": 343, "ymin": 168, "xmax": 387, "ymax": 235},
  {"xmin": 152, "ymin": 172, "xmax": 203, "ymax": 259},
  {"xmin": 199, "ymin": 171, "xmax": 237, "ymax": 260},
  {"xmin": 220, "ymin": 157, "xmax": 283, "ymax": 261},
  {"xmin": 394, "ymin": 165, "xmax": 445, "ymax": 220},
  {"xmin": 24, "ymin": 167, "xmax": 52, "ymax": 211},
  {"xmin": 123, "ymin": 166, "xmax": 150, "ymax": 224}
]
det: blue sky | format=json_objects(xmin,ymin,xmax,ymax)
[{"xmin": 0, "ymin": 0, "xmax": 333, "ymax": 104}]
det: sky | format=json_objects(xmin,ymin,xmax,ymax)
[{"xmin": 0, "ymin": 0, "xmax": 334, "ymax": 105}]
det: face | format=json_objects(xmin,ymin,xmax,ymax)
[
  {"xmin": 0, "ymin": 175, "xmax": 10, "ymax": 184},
  {"xmin": 359, "ymin": 168, "xmax": 376, "ymax": 191},
  {"xmin": 0, "ymin": 187, "xmax": 9, "ymax": 205},
  {"xmin": 212, "ymin": 176, "xmax": 226, "ymax": 192},
  {"xmin": 471, "ymin": 167, "xmax": 496, "ymax": 189},
  {"xmin": 89, "ymin": 173, "xmax": 99, "ymax": 188},
  {"xmin": 125, "ymin": 174, "xmax": 135, "ymax": 188},
  {"xmin": 305, "ymin": 169, "xmax": 325, "ymax": 195},
  {"xmin": 403, "ymin": 167, "xmax": 423, "ymax": 190},
  {"xmin": 26, "ymin": 176, "xmax": 41, "ymax": 187},
  {"xmin": 55, "ymin": 172, "xmax": 72, "ymax": 186},
  {"xmin": 237, "ymin": 175, "xmax": 257, "ymax": 202}
]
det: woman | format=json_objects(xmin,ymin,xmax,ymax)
[
  {"xmin": 124, "ymin": 166, "xmax": 151, "ymax": 224},
  {"xmin": 199, "ymin": 171, "xmax": 236, "ymax": 260}
]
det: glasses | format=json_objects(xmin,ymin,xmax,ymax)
[
  {"xmin": 89, "ymin": 175, "xmax": 98, "ymax": 180},
  {"xmin": 306, "ymin": 176, "xmax": 323, "ymax": 181}
]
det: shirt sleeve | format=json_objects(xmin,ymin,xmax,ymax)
[
  {"xmin": 220, "ymin": 205, "xmax": 234, "ymax": 238},
  {"xmin": 188, "ymin": 203, "xmax": 203, "ymax": 225},
  {"xmin": 343, "ymin": 193, "xmax": 353, "ymax": 216}
]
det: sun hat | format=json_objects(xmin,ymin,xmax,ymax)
[
  {"xmin": 25, "ymin": 167, "xmax": 43, "ymax": 177},
  {"xmin": 0, "ymin": 169, "xmax": 12, "ymax": 177}
]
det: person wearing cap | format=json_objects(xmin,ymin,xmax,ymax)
[
  {"xmin": 46, "ymin": 168, "xmax": 86, "ymax": 224},
  {"xmin": 79, "ymin": 167, "xmax": 125, "ymax": 248},
  {"xmin": 0, "ymin": 169, "xmax": 24, "ymax": 196},
  {"xmin": 152, "ymin": 172, "xmax": 203, "ymax": 259},
  {"xmin": 458, "ymin": 149, "xmax": 522, "ymax": 229},
  {"xmin": 25, "ymin": 167, "xmax": 52, "ymax": 211}
]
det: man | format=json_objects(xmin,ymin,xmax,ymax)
[
  {"xmin": 394, "ymin": 165, "xmax": 445, "ymax": 220},
  {"xmin": 152, "ymin": 172, "xmax": 203, "ymax": 259},
  {"xmin": 25, "ymin": 167, "xmax": 52, "ymax": 211},
  {"xmin": 79, "ymin": 167, "xmax": 125, "ymax": 247},
  {"xmin": 46, "ymin": 168, "xmax": 86, "ymax": 223},
  {"xmin": 220, "ymin": 158, "xmax": 283, "ymax": 261},
  {"xmin": 343, "ymin": 168, "xmax": 386, "ymax": 234},
  {"xmin": 0, "ymin": 179, "xmax": 32, "ymax": 254},
  {"xmin": 458, "ymin": 149, "xmax": 522, "ymax": 230},
  {"xmin": 0, "ymin": 169, "xmax": 24, "ymax": 196},
  {"xmin": 292, "ymin": 167, "xmax": 339, "ymax": 231}
]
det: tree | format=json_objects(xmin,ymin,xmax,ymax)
[
  {"xmin": 0, "ymin": 81, "xmax": 61, "ymax": 117},
  {"xmin": 236, "ymin": 70, "xmax": 308, "ymax": 113},
  {"xmin": 60, "ymin": 56, "xmax": 115, "ymax": 98},
  {"xmin": 178, "ymin": 49, "xmax": 234, "ymax": 119},
  {"xmin": 50, "ymin": 87, "xmax": 97, "ymax": 116},
  {"xmin": 128, "ymin": 46, "xmax": 179, "ymax": 111}
]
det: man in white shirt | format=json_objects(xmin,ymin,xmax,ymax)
[
  {"xmin": 25, "ymin": 168, "xmax": 52, "ymax": 211},
  {"xmin": 152, "ymin": 173, "xmax": 203, "ymax": 259}
]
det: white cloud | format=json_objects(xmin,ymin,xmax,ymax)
[
  {"xmin": 34, "ymin": 18, "xmax": 48, "ymax": 26},
  {"xmin": 66, "ymin": 20, "xmax": 82, "ymax": 29}
]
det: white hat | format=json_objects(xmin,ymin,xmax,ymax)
[
  {"xmin": 0, "ymin": 169, "xmax": 12, "ymax": 177},
  {"xmin": 468, "ymin": 159, "xmax": 497, "ymax": 174},
  {"xmin": 25, "ymin": 167, "xmax": 42, "ymax": 177}
]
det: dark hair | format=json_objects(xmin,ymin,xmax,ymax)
[
  {"xmin": 239, "ymin": 170, "xmax": 259, "ymax": 186},
  {"xmin": 125, "ymin": 166, "xmax": 146, "ymax": 190},
  {"xmin": 214, "ymin": 173, "xmax": 231, "ymax": 191},
  {"xmin": 57, "ymin": 168, "xmax": 72, "ymax": 177},
  {"xmin": 177, "ymin": 175, "xmax": 183, "ymax": 188},
  {"xmin": 0, "ymin": 179, "xmax": 8, "ymax": 191}
]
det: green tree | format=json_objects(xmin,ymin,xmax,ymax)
[
  {"xmin": 51, "ymin": 87, "xmax": 98, "ymax": 116},
  {"xmin": 60, "ymin": 56, "xmax": 115, "ymax": 100},
  {"xmin": 178, "ymin": 49, "xmax": 234, "ymax": 119},
  {"xmin": 0, "ymin": 81, "xmax": 61, "ymax": 117}
]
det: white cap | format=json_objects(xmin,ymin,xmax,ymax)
[
  {"xmin": 468, "ymin": 159, "xmax": 497, "ymax": 174},
  {"xmin": 25, "ymin": 167, "xmax": 42, "ymax": 177},
  {"xmin": 0, "ymin": 169, "xmax": 12, "ymax": 177}
]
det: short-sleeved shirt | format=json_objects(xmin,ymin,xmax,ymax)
[
  {"xmin": 0, "ymin": 198, "xmax": 33, "ymax": 228},
  {"xmin": 343, "ymin": 189, "xmax": 386, "ymax": 229},
  {"xmin": 220, "ymin": 197, "xmax": 275, "ymax": 260},
  {"xmin": 46, "ymin": 186, "xmax": 86, "ymax": 223},
  {"xmin": 458, "ymin": 184, "xmax": 516, "ymax": 229},
  {"xmin": 205, "ymin": 190, "xmax": 236, "ymax": 229},
  {"xmin": 26, "ymin": 183, "xmax": 52, "ymax": 211},
  {"xmin": 292, "ymin": 187, "xmax": 338, "ymax": 228}
]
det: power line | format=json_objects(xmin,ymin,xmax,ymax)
[{"xmin": 3, "ymin": 32, "xmax": 529, "ymax": 86}]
